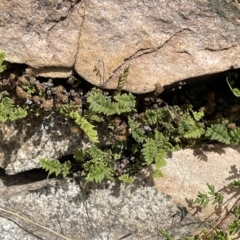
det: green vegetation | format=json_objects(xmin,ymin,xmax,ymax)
[
  {"xmin": 0, "ymin": 91, "xmax": 27, "ymax": 122},
  {"xmin": 1, "ymin": 51, "xmax": 240, "ymax": 238},
  {"xmin": 159, "ymin": 180, "xmax": 240, "ymax": 239}
]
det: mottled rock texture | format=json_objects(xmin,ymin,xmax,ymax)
[
  {"xmin": 0, "ymin": 113, "xmax": 84, "ymax": 175},
  {"xmin": 1, "ymin": 0, "xmax": 240, "ymax": 93},
  {"xmin": 0, "ymin": 170, "xmax": 200, "ymax": 240}
]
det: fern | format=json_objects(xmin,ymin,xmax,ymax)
[
  {"xmin": 86, "ymin": 163, "xmax": 113, "ymax": 183},
  {"xmin": 88, "ymin": 89, "xmax": 116, "ymax": 115},
  {"xmin": 118, "ymin": 173, "xmax": 134, "ymax": 183},
  {"xmin": 113, "ymin": 93, "xmax": 136, "ymax": 113},
  {"xmin": 88, "ymin": 89, "xmax": 136, "ymax": 116},
  {"xmin": 192, "ymin": 109, "xmax": 205, "ymax": 121},
  {"xmin": 205, "ymin": 124, "xmax": 231, "ymax": 144},
  {"xmin": 128, "ymin": 118, "xmax": 145, "ymax": 143},
  {"xmin": 155, "ymin": 150, "xmax": 167, "ymax": 169},
  {"xmin": 154, "ymin": 130, "xmax": 173, "ymax": 151},
  {"xmin": 0, "ymin": 52, "xmax": 6, "ymax": 73},
  {"xmin": 69, "ymin": 111, "xmax": 99, "ymax": 143},
  {"xmin": 229, "ymin": 127, "xmax": 240, "ymax": 145},
  {"xmin": 184, "ymin": 123, "xmax": 205, "ymax": 139},
  {"xmin": 116, "ymin": 65, "xmax": 130, "ymax": 93},
  {"xmin": 142, "ymin": 138, "xmax": 158, "ymax": 165},
  {"xmin": 39, "ymin": 158, "xmax": 71, "ymax": 177},
  {"xmin": 144, "ymin": 109, "xmax": 159, "ymax": 125},
  {"xmin": 0, "ymin": 91, "xmax": 27, "ymax": 122},
  {"xmin": 40, "ymin": 158, "xmax": 61, "ymax": 176}
]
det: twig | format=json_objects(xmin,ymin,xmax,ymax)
[{"xmin": 0, "ymin": 206, "xmax": 71, "ymax": 240}]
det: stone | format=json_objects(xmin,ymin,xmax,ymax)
[
  {"xmin": 0, "ymin": 170, "xmax": 200, "ymax": 239},
  {"xmin": 0, "ymin": 113, "xmax": 84, "ymax": 175},
  {"xmin": 1, "ymin": 0, "xmax": 240, "ymax": 93},
  {"xmin": 0, "ymin": 0, "xmax": 84, "ymax": 74},
  {"xmin": 154, "ymin": 144, "xmax": 240, "ymax": 221}
]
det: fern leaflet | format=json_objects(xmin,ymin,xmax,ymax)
[
  {"xmin": 39, "ymin": 158, "xmax": 62, "ymax": 176},
  {"xmin": 142, "ymin": 138, "xmax": 158, "ymax": 165},
  {"xmin": 128, "ymin": 118, "xmax": 145, "ymax": 143},
  {"xmin": 86, "ymin": 164, "xmax": 113, "ymax": 183},
  {"xmin": 69, "ymin": 111, "xmax": 99, "ymax": 143},
  {"xmin": 205, "ymin": 124, "xmax": 231, "ymax": 144}
]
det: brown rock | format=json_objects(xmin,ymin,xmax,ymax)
[
  {"xmin": 1, "ymin": 0, "xmax": 240, "ymax": 93},
  {"xmin": 154, "ymin": 144, "xmax": 240, "ymax": 220}
]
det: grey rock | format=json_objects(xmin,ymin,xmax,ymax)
[
  {"xmin": 0, "ymin": 170, "xmax": 201, "ymax": 240},
  {"xmin": 0, "ymin": 112, "xmax": 84, "ymax": 175}
]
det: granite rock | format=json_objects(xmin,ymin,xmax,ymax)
[{"xmin": 1, "ymin": 0, "xmax": 240, "ymax": 93}]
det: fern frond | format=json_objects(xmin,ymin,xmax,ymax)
[
  {"xmin": 9, "ymin": 107, "xmax": 28, "ymax": 121},
  {"xmin": 152, "ymin": 169, "xmax": 164, "ymax": 178},
  {"xmin": 144, "ymin": 109, "xmax": 158, "ymax": 125},
  {"xmin": 114, "ymin": 93, "xmax": 136, "ymax": 113},
  {"xmin": 118, "ymin": 173, "xmax": 134, "ymax": 183},
  {"xmin": 229, "ymin": 127, "xmax": 240, "ymax": 145},
  {"xmin": 128, "ymin": 118, "xmax": 145, "ymax": 143},
  {"xmin": 117, "ymin": 65, "xmax": 129, "ymax": 93},
  {"xmin": 142, "ymin": 138, "xmax": 158, "ymax": 165},
  {"xmin": 155, "ymin": 150, "xmax": 167, "ymax": 169},
  {"xmin": 86, "ymin": 164, "xmax": 113, "ymax": 183},
  {"xmin": 154, "ymin": 130, "xmax": 173, "ymax": 151},
  {"xmin": 39, "ymin": 158, "xmax": 61, "ymax": 176},
  {"xmin": 61, "ymin": 161, "xmax": 71, "ymax": 178},
  {"xmin": 0, "ymin": 91, "xmax": 27, "ymax": 122},
  {"xmin": 192, "ymin": 109, "xmax": 205, "ymax": 121},
  {"xmin": 0, "ymin": 52, "xmax": 6, "ymax": 73},
  {"xmin": 87, "ymin": 89, "xmax": 116, "ymax": 116},
  {"xmin": 184, "ymin": 124, "xmax": 205, "ymax": 139},
  {"xmin": 69, "ymin": 111, "xmax": 99, "ymax": 143},
  {"xmin": 205, "ymin": 124, "xmax": 231, "ymax": 144},
  {"xmin": 74, "ymin": 149, "xmax": 86, "ymax": 161}
]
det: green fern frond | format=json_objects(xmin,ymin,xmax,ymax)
[
  {"xmin": 154, "ymin": 130, "xmax": 173, "ymax": 151},
  {"xmin": 39, "ymin": 158, "xmax": 71, "ymax": 177},
  {"xmin": 0, "ymin": 52, "xmax": 6, "ymax": 73},
  {"xmin": 88, "ymin": 144, "xmax": 105, "ymax": 159},
  {"xmin": 184, "ymin": 124, "xmax": 205, "ymax": 139},
  {"xmin": 114, "ymin": 93, "xmax": 136, "ymax": 113},
  {"xmin": 74, "ymin": 149, "xmax": 86, "ymax": 161},
  {"xmin": 117, "ymin": 65, "xmax": 130, "ymax": 93},
  {"xmin": 229, "ymin": 127, "xmax": 240, "ymax": 145},
  {"xmin": 144, "ymin": 109, "xmax": 158, "ymax": 125},
  {"xmin": 205, "ymin": 124, "xmax": 231, "ymax": 144},
  {"xmin": 39, "ymin": 158, "xmax": 62, "ymax": 176},
  {"xmin": 69, "ymin": 111, "xmax": 99, "ymax": 143},
  {"xmin": 155, "ymin": 150, "xmax": 167, "ymax": 169},
  {"xmin": 86, "ymin": 164, "xmax": 113, "ymax": 183},
  {"xmin": 87, "ymin": 89, "xmax": 116, "ymax": 115},
  {"xmin": 9, "ymin": 107, "xmax": 28, "ymax": 121},
  {"xmin": 142, "ymin": 138, "xmax": 158, "ymax": 165},
  {"xmin": 128, "ymin": 118, "xmax": 145, "ymax": 143},
  {"xmin": 118, "ymin": 173, "xmax": 134, "ymax": 183},
  {"xmin": 192, "ymin": 109, "xmax": 205, "ymax": 121},
  {"xmin": 0, "ymin": 91, "xmax": 27, "ymax": 122},
  {"xmin": 61, "ymin": 161, "xmax": 71, "ymax": 178},
  {"xmin": 152, "ymin": 169, "xmax": 164, "ymax": 178}
]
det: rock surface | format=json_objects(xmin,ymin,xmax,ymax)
[
  {"xmin": 154, "ymin": 144, "xmax": 240, "ymax": 220},
  {"xmin": 1, "ymin": 0, "xmax": 240, "ymax": 93},
  {"xmin": 0, "ymin": 113, "xmax": 85, "ymax": 175},
  {"xmin": 0, "ymin": 169, "xmax": 200, "ymax": 240}
]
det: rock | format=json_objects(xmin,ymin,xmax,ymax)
[
  {"xmin": 154, "ymin": 144, "xmax": 240, "ymax": 221},
  {"xmin": 1, "ymin": 0, "xmax": 240, "ymax": 93},
  {"xmin": 0, "ymin": 113, "xmax": 85, "ymax": 175},
  {"xmin": 0, "ymin": 170, "xmax": 200, "ymax": 239},
  {"xmin": 0, "ymin": 0, "xmax": 84, "ymax": 73}
]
